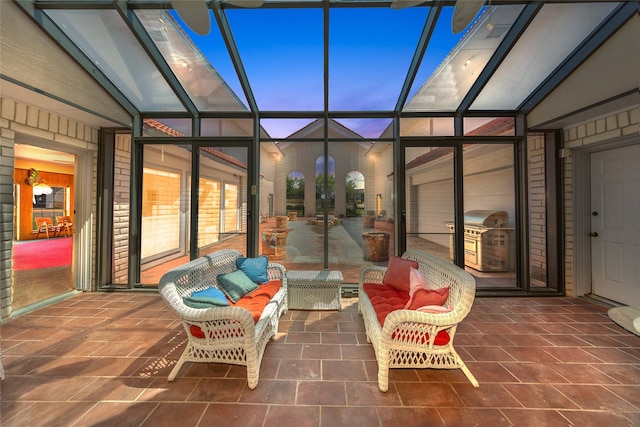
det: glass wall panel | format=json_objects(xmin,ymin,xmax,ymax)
[
  {"xmin": 143, "ymin": 118, "xmax": 192, "ymax": 137},
  {"xmin": 328, "ymin": 140, "xmax": 388, "ymax": 284},
  {"xmin": 139, "ymin": 144, "xmax": 191, "ymax": 285},
  {"xmin": 464, "ymin": 117, "xmax": 515, "ymax": 136},
  {"xmin": 405, "ymin": 146, "xmax": 455, "ymax": 262},
  {"xmin": 463, "ymin": 143, "xmax": 517, "ymax": 288},
  {"xmin": 400, "ymin": 117, "xmax": 455, "ymax": 137},
  {"xmin": 260, "ymin": 119, "xmax": 316, "ymax": 139},
  {"xmin": 259, "ymin": 119, "xmax": 325, "ymax": 269},
  {"xmin": 198, "ymin": 147, "xmax": 247, "ymax": 257},
  {"xmin": 334, "ymin": 118, "xmax": 393, "ymax": 139},
  {"xmin": 201, "ymin": 119, "xmax": 253, "ymax": 137}
]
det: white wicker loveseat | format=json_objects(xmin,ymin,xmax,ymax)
[
  {"xmin": 159, "ymin": 249, "xmax": 287, "ymax": 389},
  {"xmin": 358, "ymin": 249, "xmax": 479, "ymax": 391}
]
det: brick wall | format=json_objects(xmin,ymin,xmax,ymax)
[
  {"xmin": 527, "ymin": 134, "xmax": 547, "ymax": 286},
  {"xmin": 0, "ymin": 97, "xmax": 99, "ymax": 319},
  {"xmin": 112, "ymin": 134, "xmax": 131, "ymax": 285}
]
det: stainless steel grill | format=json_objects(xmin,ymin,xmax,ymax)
[{"xmin": 447, "ymin": 210, "xmax": 511, "ymax": 272}]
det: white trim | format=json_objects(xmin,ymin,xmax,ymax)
[
  {"xmin": 74, "ymin": 151, "xmax": 95, "ymax": 292},
  {"xmin": 571, "ymin": 134, "xmax": 638, "ymax": 298}
]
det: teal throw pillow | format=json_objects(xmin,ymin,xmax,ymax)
[
  {"xmin": 236, "ymin": 256, "xmax": 269, "ymax": 284},
  {"xmin": 183, "ymin": 287, "xmax": 229, "ymax": 309},
  {"xmin": 217, "ymin": 270, "xmax": 259, "ymax": 303}
]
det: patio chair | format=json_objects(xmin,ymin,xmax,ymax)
[
  {"xmin": 35, "ymin": 217, "xmax": 58, "ymax": 239},
  {"xmin": 56, "ymin": 215, "xmax": 73, "ymax": 237}
]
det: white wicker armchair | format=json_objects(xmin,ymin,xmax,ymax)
[
  {"xmin": 159, "ymin": 249, "xmax": 287, "ymax": 389},
  {"xmin": 358, "ymin": 249, "xmax": 478, "ymax": 391}
]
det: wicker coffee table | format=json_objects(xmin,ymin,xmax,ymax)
[{"xmin": 287, "ymin": 270, "xmax": 343, "ymax": 311}]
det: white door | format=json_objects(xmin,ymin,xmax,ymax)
[{"xmin": 590, "ymin": 144, "xmax": 640, "ymax": 306}]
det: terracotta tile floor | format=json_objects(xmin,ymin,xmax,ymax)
[{"xmin": 1, "ymin": 294, "xmax": 639, "ymax": 426}]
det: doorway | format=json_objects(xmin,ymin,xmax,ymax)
[
  {"xmin": 12, "ymin": 144, "xmax": 75, "ymax": 310},
  {"xmin": 590, "ymin": 144, "xmax": 640, "ymax": 306}
]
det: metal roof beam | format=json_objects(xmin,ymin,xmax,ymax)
[
  {"xmin": 15, "ymin": 0, "xmax": 138, "ymax": 117},
  {"xmin": 211, "ymin": 1, "xmax": 259, "ymax": 115},
  {"xmin": 394, "ymin": 1, "xmax": 443, "ymax": 113},
  {"xmin": 518, "ymin": 1, "xmax": 637, "ymax": 114}
]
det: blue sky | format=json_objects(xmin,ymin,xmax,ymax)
[{"xmin": 178, "ymin": 5, "xmax": 465, "ymax": 138}]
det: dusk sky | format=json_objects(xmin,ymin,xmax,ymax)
[{"xmin": 176, "ymin": 5, "xmax": 467, "ymax": 138}]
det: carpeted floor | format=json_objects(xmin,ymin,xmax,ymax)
[
  {"xmin": 12, "ymin": 238, "xmax": 73, "ymax": 310},
  {"xmin": 13, "ymin": 237, "xmax": 72, "ymax": 270}
]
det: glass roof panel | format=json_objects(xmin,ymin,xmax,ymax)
[
  {"xmin": 471, "ymin": 2, "xmax": 620, "ymax": 111},
  {"xmin": 227, "ymin": 8, "xmax": 324, "ymax": 111},
  {"xmin": 45, "ymin": 9, "xmax": 185, "ymax": 112},
  {"xmin": 329, "ymin": 6, "xmax": 429, "ymax": 111},
  {"xmin": 404, "ymin": 4, "xmax": 525, "ymax": 112},
  {"xmin": 136, "ymin": 10, "xmax": 249, "ymax": 111}
]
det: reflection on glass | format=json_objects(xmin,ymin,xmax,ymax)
[
  {"xmin": 471, "ymin": 2, "xmax": 618, "ymax": 110},
  {"xmin": 140, "ymin": 144, "xmax": 191, "ymax": 285},
  {"xmin": 137, "ymin": 9, "xmax": 249, "ymax": 111},
  {"xmin": 400, "ymin": 117, "xmax": 455, "ymax": 136},
  {"xmin": 201, "ymin": 118, "xmax": 253, "ymax": 137},
  {"xmin": 404, "ymin": 5, "xmax": 524, "ymax": 112},
  {"xmin": 141, "ymin": 167, "xmax": 181, "ymax": 259},
  {"xmin": 143, "ymin": 118, "xmax": 192, "ymax": 137},
  {"xmin": 464, "ymin": 117, "xmax": 515, "ymax": 136},
  {"xmin": 197, "ymin": 177, "xmax": 221, "ymax": 248},
  {"xmin": 198, "ymin": 147, "xmax": 247, "ymax": 257},
  {"xmin": 46, "ymin": 9, "xmax": 184, "ymax": 112}
]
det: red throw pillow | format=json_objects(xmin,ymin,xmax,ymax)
[
  {"xmin": 407, "ymin": 287, "xmax": 450, "ymax": 310},
  {"xmin": 382, "ymin": 256, "xmax": 419, "ymax": 292}
]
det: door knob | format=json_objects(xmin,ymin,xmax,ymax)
[
  {"xmin": 591, "ymin": 211, "xmax": 598, "ymax": 216},
  {"xmin": 589, "ymin": 232, "xmax": 599, "ymax": 237}
]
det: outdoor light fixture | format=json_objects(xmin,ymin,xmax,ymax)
[{"xmin": 26, "ymin": 168, "xmax": 53, "ymax": 202}]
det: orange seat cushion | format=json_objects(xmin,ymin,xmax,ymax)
[
  {"xmin": 189, "ymin": 279, "xmax": 282, "ymax": 339},
  {"xmin": 229, "ymin": 279, "xmax": 282, "ymax": 323},
  {"xmin": 363, "ymin": 283, "xmax": 450, "ymax": 346}
]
